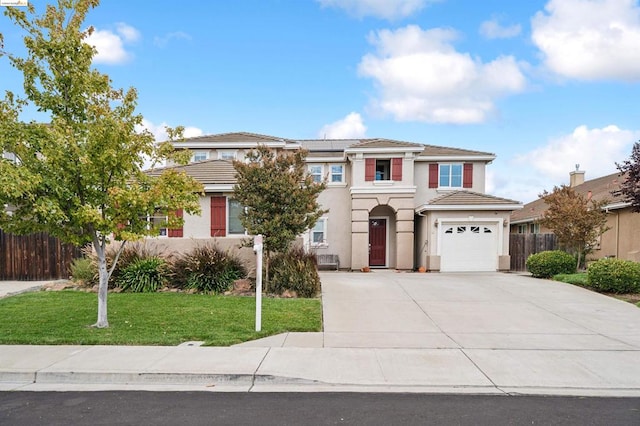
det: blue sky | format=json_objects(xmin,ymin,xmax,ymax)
[{"xmin": 2, "ymin": 0, "xmax": 640, "ymax": 203}]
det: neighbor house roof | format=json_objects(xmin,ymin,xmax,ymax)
[
  {"xmin": 510, "ymin": 172, "xmax": 627, "ymax": 224},
  {"xmin": 416, "ymin": 190, "xmax": 522, "ymax": 212},
  {"xmin": 147, "ymin": 159, "xmax": 237, "ymax": 185},
  {"xmin": 170, "ymin": 132, "xmax": 495, "ymax": 161}
]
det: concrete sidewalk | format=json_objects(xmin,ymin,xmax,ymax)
[{"xmin": 1, "ymin": 272, "xmax": 640, "ymax": 395}]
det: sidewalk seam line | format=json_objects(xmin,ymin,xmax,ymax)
[{"xmin": 249, "ymin": 348, "xmax": 271, "ymax": 392}]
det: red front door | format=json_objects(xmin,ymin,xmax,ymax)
[{"xmin": 369, "ymin": 218, "xmax": 386, "ymax": 266}]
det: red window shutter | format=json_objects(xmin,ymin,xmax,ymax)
[
  {"xmin": 168, "ymin": 209, "xmax": 183, "ymax": 238},
  {"xmin": 210, "ymin": 196, "xmax": 227, "ymax": 237},
  {"xmin": 428, "ymin": 164, "xmax": 438, "ymax": 188},
  {"xmin": 391, "ymin": 158, "xmax": 403, "ymax": 181},
  {"xmin": 463, "ymin": 163, "xmax": 473, "ymax": 188},
  {"xmin": 365, "ymin": 158, "xmax": 375, "ymax": 181}
]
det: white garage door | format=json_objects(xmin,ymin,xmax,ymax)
[{"xmin": 440, "ymin": 224, "xmax": 498, "ymax": 272}]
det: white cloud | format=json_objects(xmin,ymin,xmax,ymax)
[
  {"xmin": 85, "ymin": 23, "xmax": 140, "ymax": 65},
  {"xmin": 316, "ymin": 0, "xmax": 432, "ymax": 20},
  {"xmin": 480, "ymin": 17, "xmax": 522, "ymax": 39},
  {"xmin": 154, "ymin": 31, "xmax": 192, "ymax": 48},
  {"xmin": 532, "ymin": 0, "xmax": 640, "ymax": 81},
  {"xmin": 137, "ymin": 119, "xmax": 204, "ymax": 143},
  {"xmin": 136, "ymin": 119, "xmax": 204, "ymax": 170},
  {"xmin": 319, "ymin": 112, "xmax": 367, "ymax": 139},
  {"xmin": 492, "ymin": 125, "xmax": 638, "ymax": 203},
  {"xmin": 115, "ymin": 22, "xmax": 141, "ymax": 43},
  {"xmin": 358, "ymin": 25, "xmax": 527, "ymax": 124}
]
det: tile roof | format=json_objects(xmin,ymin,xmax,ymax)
[
  {"xmin": 429, "ymin": 190, "xmax": 521, "ymax": 206},
  {"xmin": 347, "ymin": 138, "xmax": 424, "ymax": 149},
  {"xmin": 147, "ymin": 159, "xmax": 237, "ymax": 185},
  {"xmin": 419, "ymin": 144, "xmax": 494, "ymax": 157},
  {"xmin": 175, "ymin": 132, "xmax": 290, "ymax": 144},
  {"xmin": 510, "ymin": 172, "xmax": 626, "ymax": 223}
]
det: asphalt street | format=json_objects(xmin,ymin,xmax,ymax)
[{"xmin": 1, "ymin": 392, "xmax": 639, "ymax": 426}]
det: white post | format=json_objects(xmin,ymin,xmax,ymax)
[{"xmin": 253, "ymin": 234, "xmax": 263, "ymax": 332}]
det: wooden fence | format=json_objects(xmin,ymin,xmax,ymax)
[
  {"xmin": 0, "ymin": 230, "xmax": 83, "ymax": 281},
  {"xmin": 509, "ymin": 233, "xmax": 557, "ymax": 271}
]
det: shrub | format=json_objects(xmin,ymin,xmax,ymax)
[
  {"xmin": 269, "ymin": 247, "xmax": 321, "ymax": 298},
  {"xmin": 69, "ymin": 257, "xmax": 97, "ymax": 285},
  {"xmin": 85, "ymin": 242, "xmax": 170, "ymax": 288},
  {"xmin": 172, "ymin": 244, "xmax": 247, "ymax": 294},
  {"xmin": 526, "ymin": 250, "xmax": 576, "ymax": 278},
  {"xmin": 588, "ymin": 258, "xmax": 640, "ymax": 294},
  {"xmin": 117, "ymin": 257, "xmax": 170, "ymax": 293}
]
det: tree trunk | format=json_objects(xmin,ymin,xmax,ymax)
[{"xmin": 93, "ymin": 239, "xmax": 109, "ymax": 328}]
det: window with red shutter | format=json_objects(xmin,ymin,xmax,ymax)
[
  {"xmin": 210, "ymin": 196, "xmax": 227, "ymax": 237},
  {"xmin": 463, "ymin": 163, "xmax": 473, "ymax": 188},
  {"xmin": 428, "ymin": 164, "xmax": 438, "ymax": 188},
  {"xmin": 365, "ymin": 158, "xmax": 375, "ymax": 181},
  {"xmin": 391, "ymin": 158, "xmax": 402, "ymax": 181},
  {"xmin": 168, "ymin": 209, "xmax": 183, "ymax": 238}
]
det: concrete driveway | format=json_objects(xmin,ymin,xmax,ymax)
[{"xmin": 321, "ymin": 271, "xmax": 640, "ymax": 350}]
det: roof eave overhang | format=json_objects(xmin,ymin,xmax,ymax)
[
  {"xmin": 604, "ymin": 201, "xmax": 632, "ymax": 211},
  {"xmin": 416, "ymin": 203, "xmax": 523, "ymax": 213},
  {"xmin": 344, "ymin": 146, "xmax": 425, "ymax": 154},
  {"xmin": 415, "ymin": 155, "xmax": 496, "ymax": 162},
  {"xmin": 203, "ymin": 184, "xmax": 235, "ymax": 192},
  {"xmin": 173, "ymin": 141, "xmax": 289, "ymax": 149}
]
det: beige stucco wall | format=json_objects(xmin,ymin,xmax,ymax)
[
  {"xmin": 414, "ymin": 161, "xmax": 487, "ymax": 206},
  {"xmin": 314, "ymin": 183, "xmax": 352, "ymax": 269},
  {"xmin": 592, "ymin": 208, "xmax": 640, "ymax": 262}
]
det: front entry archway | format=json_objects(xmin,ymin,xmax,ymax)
[{"xmin": 369, "ymin": 218, "xmax": 387, "ymax": 267}]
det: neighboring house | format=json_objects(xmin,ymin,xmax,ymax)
[
  {"xmin": 149, "ymin": 132, "xmax": 522, "ymax": 272},
  {"xmin": 510, "ymin": 169, "xmax": 640, "ymax": 262}
]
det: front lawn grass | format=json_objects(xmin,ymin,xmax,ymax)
[
  {"xmin": 553, "ymin": 272, "xmax": 640, "ymax": 306},
  {"xmin": 0, "ymin": 291, "xmax": 321, "ymax": 346}
]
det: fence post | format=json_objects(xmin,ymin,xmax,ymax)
[{"xmin": 253, "ymin": 235, "xmax": 263, "ymax": 332}]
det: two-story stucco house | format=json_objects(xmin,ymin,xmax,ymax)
[{"xmin": 150, "ymin": 132, "xmax": 522, "ymax": 272}]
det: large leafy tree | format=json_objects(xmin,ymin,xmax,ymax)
[
  {"xmin": 232, "ymin": 145, "xmax": 326, "ymax": 285},
  {"xmin": 539, "ymin": 185, "xmax": 609, "ymax": 269},
  {"xmin": 0, "ymin": 1, "xmax": 202, "ymax": 327},
  {"xmin": 614, "ymin": 141, "xmax": 640, "ymax": 212}
]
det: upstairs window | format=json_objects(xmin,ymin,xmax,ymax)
[
  {"xmin": 330, "ymin": 164, "xmax": 344, "ymax": 183},
  {"xmin": 365, "ymin": 158, "xmax": 402, "ymax": 182},
  {"xmin": 439, "ymin": 164, "xmax": 463, "ymax": 188},
  {"xmin": 309, "ymin": 165, "xmax": 323, "ymax": 183},
  {"xmin": 192, "ymin": 151, "xmax": 209, "ymax": 162},
  {"xmin": 219, "ymin": 150, "xmax": 237, "ymax": 160},
  {"xmin": 429, "ymin": 163, "xmax": 473, "ymax": 189},
  {"xmin": 375, "ymin": 160, "xmax": 390, "ymax": 181}
]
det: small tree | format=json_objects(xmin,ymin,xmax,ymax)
[
  {"xmin": 232, "ymin": 145, "xmax": 326, "ymax": 287},
  {"xmin": 538, "ymin": 185, "xmax": 609, "ymax": 269},
  {"xmin": 0, "ymin": 1, "xmax": 203, "ymax": 328},
  {"xmin": 614, "ymin": 141, "xmax": 640, "ymax": 212}
]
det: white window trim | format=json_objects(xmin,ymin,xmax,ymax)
[
  {"xmin": 309, "ymin": 164, "xmax": 324, "ymax": 183},
  {"xmin": 328, "ymin": 163, "xmax": 344, "ymax": 184},
  {"xmin": 218, "ymin": 149, "xmax": 237, "ymax": 161},
  {"xmin": 146, "ymin": 212, "xmax": 168, "ymax": 238},
  {"xmin": 310, "ymin": 217, "xmax": 328, "ymax": 248},
  {"xmin": 191, "ymin": 150, "xmax": 209, "ymax": 162},
  {"xmin": 438, "ymin": 163, "xmax": 463, "ymax": 189},
  {"xmin": 227, "ymin": 198, "xmax": 248, "ymax": 236}
]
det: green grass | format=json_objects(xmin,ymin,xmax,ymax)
[
  {"xmin": 553, "ymin": 272, "xmax": 589, "ymax": 287},
  {"xmin": 0, "ymin": 291, "xmax": 322, "ymax": 346}
]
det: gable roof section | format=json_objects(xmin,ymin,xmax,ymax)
[
  {"xmin": 177, "ymin": 131, "xmax": 289, "ymax": 144},
  {"xmin": 510, "ymin": 172, "xmax": 627, "ymax": 224},
  {"xmin": 416, "ymin": 190, "xmax": 522, "ymax": 213},
  {"xmin": 147, "ymin": 159, "xmax": 237, "ymax": 185}
]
